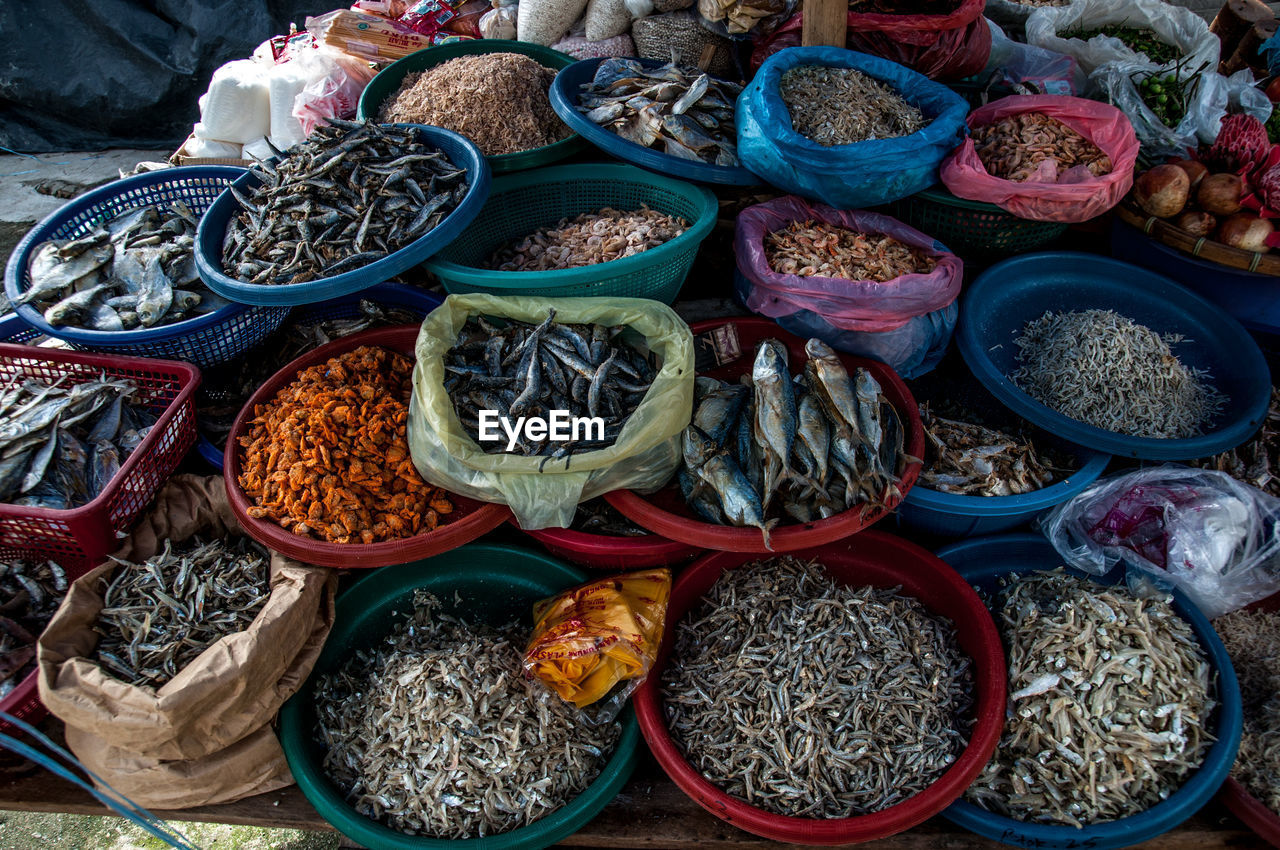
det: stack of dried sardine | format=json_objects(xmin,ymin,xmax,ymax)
[
  {"xmin": 780, "ymin": 66, "xmax": 928, "ymax": 147},
  {"xmin": 93, "ymin": 537, "xmax": 271, "ymax": 688},
  {"xmin": 1194, "ymin": 387, "xmax": 1280, "ymax": 497},
  {"xmin": 662, "ymin": 556, "xmax": 973, "ymax": 816},
  {"xmin": 19, "ymin": 202, "xmax": 225, "ymax": 331},
  {"xmin": 967, "ymin": 571, "xmax": 1215, "ymax": 826},
  {"xmin": 973, "ymin": 112, "xmax": 1113, "ymax": 183},
  {"xmin": 315, "ymin": 591, "xmax": 620, "ymax": 838},
  {"xmin": 489, "ymin": 207, "xmax": 689, "ymax": 272},
  {"xmin": 577, "ymin": 58, "xmax": 742, "ymax": 166},
  {"xmin": 0, "ymin": 375, "xmax": 157, "ymax": 510},
  {"xmin": 679, "ymin": 339, "xmax": 909, "ymax": 547},
  {"xmin": 1214, "ymin": 607, "xmax": 1280, "ymax": 816},
  {"xmin": 445, "ymin": 309, "xmax": 656, "ymax": 459},
  {"xmin": 920, "ymin": 406, "xmax": 1066, "ymax": 496},
  {"xmin": 0, "ymin": 559, "xmax": 69, "ymax": 696},
  {"xmin": 221, "ymin": 119, "xmax": 469, "ymax": 285},
  {"xmin": 765, "ymin": 221, "xmax": 937, "ymax": 281},
  {"xmin": 574, "ymin": 498, "xmax": 650, "ymax": 537},
  {"xmin": 1012, "ymin": 309, "xmax": 1225, "ymax": 439}
]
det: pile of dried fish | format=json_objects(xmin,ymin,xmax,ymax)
[
  {"xmin": 973, "ymin": 112, "xmax": 1113, "ymax": 183},
  {"xmin": 315, "ymin": 591, "xmax": 619, "ymax": 838},
  {"xmin": 920, "ymin": 406, "xmax": 1066, "ymax": 496},
  {"xmin": 679, "ymin": 339, "xmax": 909, "ymax": 547},
  {"xmin": 445, "ymin": 309, "xmax": 655, "ymax": 459},
  {"xmin": 663, "ymin": 556, "xmax": 973, "ymax": 817},
  {"xmin": 0, "ymin": 375, "xmax": 157, "ymax": 510},
  {"xmin": 1012, "ymin": 309, "xmax": 1226, "ymax": 440},
  {"xmin": 238, "ymin": 345, "xmax": 455, "ymax": 544},
  {"xmin": 489, "ymin": 207, "xmax": 689, "ymax": 272},
  {"xmin": 377, "ymin": 54, "xmax": 570, "ymax": 157},
  {"xmin": 780, "ymin": 66, "xmax": 927, "ymax": 147},
  {"xmin": 1193, "ymin": 387, "xmax": 1280, "ymax": 497},
  {"xmin": 765, "ymin": 221, "xmax": 937, "ymax": 281},
  {"xmin": 93, "ymin": 537, "xmax": 270, "ymax": 688},
  {"xmin": 577, "ymin": 58, "xmax": 742, "ymax": 167},
  {"xmin": 1214, "ymin": 608, "xmax": 1280, "ymax": 816},
  {"xmin": 221, "ymin": 119, "xmax": 469, "ymax": 286},
  {"xmin": 0, "ymin": 559, "xmax": 69, "ymax": 696},
  {"xmin": 967, "ymin": 571, "xmax": 1215, "ymax": 826},
  {"xmin": 19, "ymin": 201, "xmax": 226, "ymax": 331},
  {"xmin": 573, "ymin": 498, "xmax": 649, "ymax": 537}
]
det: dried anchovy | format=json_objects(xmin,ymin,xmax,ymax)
[
  {"xmin": 1214, "ymin": 608, "xmax": 1280, "ymax": 816},
  {"xmin": 93, "ymin": 537, "xmax": 271, "ymax": 688},
  {"xmin": 920, "ymin": 404, "xmax": 1068, "ymax": 496},
  {"xmin": 221, "ymin": 119, "xmax": 468, "ymax": 285},
  {"xmin": 1193, "ymin": 387, "xmax": 1280, "ymax": 497},
  {"xmin": 315, "ymin": 591, "xmax": 619, "ymax": 838},
  {"xmin": 968, "ymin": 571, "xmax": 1215, "ymax": 826},
  {"xmin": 1012, "ymin": 309, "xmax": 1226, "ymax": 440},
  {"xmin": 574, "ymin": 498, "xmax": 649, "ymax": 536},
  {"xmin": 489, "ymin": 206, "xmax": 689, "ymax": 272},
  {"xmin": 765, "ymin": 220, "xmax": 937, "ymax": 281},
  {"xmin": 662, "ymin": 556, "xmax": 973, "ymax": 817},
  {"xmin": 972, "ymin": 112, "xmax": 1112, "ymax": 183},
  {"xmin": 780, "ymin": 66, "xmax": 927, "ymax": 147},
  {"xmin": 0, "ymin": 559, "xmax": 69, "ymax": 697}
]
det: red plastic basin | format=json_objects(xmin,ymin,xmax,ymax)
[
  {"xmin": 634, "ymin": 531, "xmax": 1006, "ymax": 845},
  {"xmin": 224, "ymin": 325, "xmax": 511, "ymax": 569},
  {"xmin": 516, "ymin": 519, "xmax": 702, "ymax": 570},
  {"xmin": 606, "ymin": 318, "xmax": 924, "ymax": 554}
]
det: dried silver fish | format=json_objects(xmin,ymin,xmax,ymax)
[
  {"xmin": 920, "ymin": 404, "xmax": 1068, "ymax": 496},
  {"xmin": 780, "ymin": 66, "xmax": 928, "ymax": 147},
  {"xmin": 1213, "ymin": 607, "xmax": 1280, "ymax": 816},
  {"xmin": 0, "ymin": 558, "xmax": 69, "ymax": 697}
]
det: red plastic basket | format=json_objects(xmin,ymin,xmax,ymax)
[
  {"xmin": 605, "ymin": 318, "xmax": 925, "ymax": 554},
  {"xmin": 0, "ymin": 344, "xmax": 199, "ymax": 566},
  {"xmin": 223, "ymin": 325, "xmax": 512, "ymax": 569},
  {"xmin": 634, "ymin": 532, "xmax": 1007, "ymax": 845},
  {"xmin": 515, "ymin": 519, "xmax": 702, "ymax": 571}
]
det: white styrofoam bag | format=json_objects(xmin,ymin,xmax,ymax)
[{"xmin": 199, "ymin": 60, "xmax": 271, "ymax": 145}]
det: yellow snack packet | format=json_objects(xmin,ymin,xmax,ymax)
[{"xmin": 523, "ymin": 568, "xmax": 672, "ymax": 708}]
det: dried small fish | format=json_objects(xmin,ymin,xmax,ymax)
[
  {"xmin": 780, "ymin": 66, "xmax": 928, "ymax": 147},
  {"xmin": 967, "ymin": 571, "xmax": 1215, "ymax": 826},
  {"xmin": 920, "ymin": 404, "xmax": 1068, "ymax": 496},
  {"xmin": 489, "ymin": 206, "xmax": 689, "ymax": 272},
  {"xmin": 662, "ymin": 556, "xmax": 973, "ymax": 817},
  {"xmin": 221, "ymin": 119, "xmax": 468, "ymax": 286},
  {"xmin": 574, "ymin": 498, "xmax": 649, "ymax": 536},
  {"xmin": 1193, "ymin": 387, "xmax": 1280, "ymax": 497},
  {"xmin": 765, "ymin": 221, "xmax": 937, "ymax": 281},
  {"xmin": 92, "ymin": 537, "xmax": 270, "ymax": 688},
  {"xmin": 1012, "ymin": 309, "xmax": 1226, "ymax": 440},
  {"xmin": 315, "ymin": 591, "xmax": 619, "ymax": 838},
  {"xmin": 0, "ymin": 559, "xmax": 69, "ymax": 697},
  {"xmin": 1214, "ymin": 607, "xmax": 1280, "ymax": 817},
  {"xmin": 972, "ymin": 112, "xmax": 1112, "ymax": 183}
]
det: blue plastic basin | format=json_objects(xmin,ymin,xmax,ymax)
[
  {"xmin": 935, "ymin": 534, "xmax": 1243, "ymax": 850},
  {"xmin": 957, "ymin": 251, "xmax": 1271, "ymax": 461}
]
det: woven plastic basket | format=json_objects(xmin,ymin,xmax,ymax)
[
  {"xmin": 3, "ymin": 167, "xmax": 292, "ymax": 368},
  {"xmin": 422, "ymin": 163, "xmax": 717, "ymax": 303},
  {"xmin": 891, "ymin": 184, "xmax": 1067, "ymax": 259}
]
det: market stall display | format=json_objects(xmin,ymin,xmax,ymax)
[{"xmin": 515, "ymin": 500, "xmax": 703, "ymax": 570}]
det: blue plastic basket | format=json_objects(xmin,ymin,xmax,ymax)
[
  {"xmin": 957, "ymin": 252, "xmax": 1271, "ymax": 461},
  {"xmin": 0, "ymin": 313, "xmax": 43, "ymax": 345},
  {"xmin": 935, "ymin": 534, "xmax": 1243, "ymax": 850},
  {"xmin": 3, "ymin": 167, "xmax": 292, "ymax": 369},
  {"xmin": 549, "ymin": 57, "xmax": 761, "ymax": 187},
  {"xmin": 195, "ymin": 124, "xmax": 491, "ymax": 307}
]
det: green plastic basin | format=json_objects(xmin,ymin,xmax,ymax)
[{"xmin": 278, "ymin": 542, "xmax": 640, "ymax": 849}]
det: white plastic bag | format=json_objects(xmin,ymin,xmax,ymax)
[
  {"xmin": 1039, "ymin": 465, "xmax": 1280, "ymax": 618},
  {"xmin": 480, "ymin": 6, "xmax": 518, "ymax": 39},
  {"xmin": 291, "ymin": 49, "xmax": 378, "ymax": 138},
  {"xmin": 1026, "ymin": 0, "xmax": 1220, "ymax": 77},
  {"xmin": 199, "ymin": 60, "xmax": 271, "ymax": 145},
  {"xmin": 984, "ymin": 18, "xmax": 1087, "ymax": 97}
]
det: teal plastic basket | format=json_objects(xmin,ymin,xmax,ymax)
[{"xmin": 421, "ymin": 164, "xmax": 718, "ymax": 304}]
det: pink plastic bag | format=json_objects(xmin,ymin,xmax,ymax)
[
  {"xmin": 292, "ymin": 50, "xmax": 379, "ymax": 136},
  {"xmin": 939, "ymin": 94, "xmax": 1139, "ymax": 224},
  {"xmin": 735, "ymin": 196, "xmax": 962, "ymax": 333}
]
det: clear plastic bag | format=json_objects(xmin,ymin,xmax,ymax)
[
  {"xmin": 1025, "ymin": 0, "xmax": 1220, "ymax": 77},
  {"xmin": 697, "ymin": 0, "xmax": 795, "ymax": 39},
  {"xmin": 407, "ymin": 294, "xmax": 694, "ymax": 530},
  {"xmin": 984, "ymin": 19, "xmax": 1086, "ymax": 97},
  {"xmin": 291, "ymin": 48, "xmax": 378, "ymax": 138},
  {"xmin": 1039, "ymin": 465, "xmax": 1280, "ymax": 618}
]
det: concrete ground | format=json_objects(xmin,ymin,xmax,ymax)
[{"xmin": 0, "ymin": 810, "xmax": 338, "ymax": 849}]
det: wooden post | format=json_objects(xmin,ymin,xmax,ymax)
[
  {"xmin": 1222, "ymin": 18, "xmax": 1278, "ymax": 74},
  {"xmin": 802, "ymin": 0, "xmax": 846, "ymax": 47},
  {"xmin": 1211, "ymin": 0, "xmax": 1275, "ymax": 60}
]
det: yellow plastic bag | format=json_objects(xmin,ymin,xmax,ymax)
[
  {"xmin": 523, "ymin": 568, "xmax": 672, "ymax": 708},
  {"xmin": 408, "ymin": 294, "xmax": 694, "ymax": 529}
]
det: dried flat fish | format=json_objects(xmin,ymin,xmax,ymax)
[
  {"xmin": 1214, "ymin": 607, "xmax": 1280, "ymax": 816},
  {"xmin": 1012, "ymin": 309, "xmax": 1226, "ymax": 440},
  {"xmin": 766, "ymin": 221, "xmax": 937, "ymax": 281},
  {"xmin": 968, "ymin": 571, "xmax": 1215, "ymax": 826},
  {"xmin": 662, "ymin": 556, "xmax": 973, "ymax": 817},
  {"xmin": 972, "ymin": 112, "xmax": 1112, "ymax": 183},
  {"xmin": 780, "ymin": 66, "xmax": 928, "ymax": 147},
  {"xmin": 920, "ymin": 404, "xmax": 1068, "ymax": 496},
  {"xmin": 0, "ymin": 559, "xmax": 68, "ymax": 696},
  {"xmin": 489, "ymin": 206, "xmax": 688, "ymax": 272},
  {"xmin": 315, "ymin": 591, "xmax": 619, "ymax": 838}
]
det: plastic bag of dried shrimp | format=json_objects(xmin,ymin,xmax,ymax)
[
  {"xmin": 939, "ymin": 94, "xmax": 1140, "ymax": 223},
  {"xmin": 408, "ymin": 294, "xmax": 694, "ymax": 530},
  {"xmin": 1024, "ymin": 0, "xmax": 1219, "ymax": 77}
]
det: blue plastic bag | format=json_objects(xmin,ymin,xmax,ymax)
[{"xmin": 736, "ymin": 46, "xmax": 969, "ymax": 209}]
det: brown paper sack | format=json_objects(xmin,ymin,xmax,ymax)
[
  {"xmin": 65, "ymin": 724, "xmax": 293, "ymax": 809},
  {"xmin": 38, "ymin": 474, "xmax": 337, "ymax": 761}
]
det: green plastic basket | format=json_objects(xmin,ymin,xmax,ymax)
[
  {"xmin": 357, "ymin": 39, "xmax": 587, "ymax": 173},
  {"xmin": 422, "ymin": 164, "xmax": 719, "ymax": 304},
  {"xmin": 891, "ymin": 184, "xmax": 1067, "ymax": 259}
]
